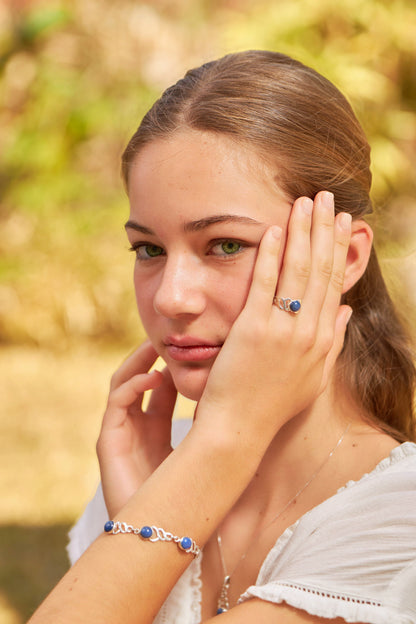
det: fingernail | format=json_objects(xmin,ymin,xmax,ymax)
[
  {"xmin": 319, "ymin": 191, "xmax": 334, "ymax": 213},
  {"xmin": 338, "ymin": 212, "xmax": 352, "ymax": 230},
  {"xmin": 271, "ymin": 225, "xmax": 282, "ymax": 240},
  {"xmin": 301, "ymin": 197, "xmax": 313, "ymax": 215},
  {"xmin": 321, "ymin": 191, "xmax": 334, "ymax": 207}
]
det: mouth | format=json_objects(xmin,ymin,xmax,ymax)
[{"xmin": 163, "ymin": 336, "xmax": 223, "ymax": 362}]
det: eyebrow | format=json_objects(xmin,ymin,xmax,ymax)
[{"xmin": 124, "ymin": 214, "xmax": 265, "ymax": 234}]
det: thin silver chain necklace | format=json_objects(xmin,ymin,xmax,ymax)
[{"xmin": 215, "ymin": 423, "xmax": 351, "ymax": 615}]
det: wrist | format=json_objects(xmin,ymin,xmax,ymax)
[
  {"xmin": 114, "ymin": 420, "xmax": 267, "ymax": 550},
  {"xmin": 193, "ymin": 398, "xmax": 279, "ymax": 458}
]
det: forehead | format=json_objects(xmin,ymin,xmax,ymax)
[{"xmin": 127, "ymin": 130, "xmax": 291, "ymax": 227}]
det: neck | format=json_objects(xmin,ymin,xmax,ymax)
[{"xmin": 225, "ymin": 377, "xmax": 362, "ymax": 525}]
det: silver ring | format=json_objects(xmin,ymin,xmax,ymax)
[{"xmin": 273, "ymin": 297, "xmax": 302, "ymax": 314}]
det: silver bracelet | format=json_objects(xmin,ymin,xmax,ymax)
[{"xmin": 104, "ymin": 520, "xmax": 201, "ymax": 557}]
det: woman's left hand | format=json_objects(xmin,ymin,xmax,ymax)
[{"xmin": 96, "ymin": 341, "xmax": 178, "ymax": 518}]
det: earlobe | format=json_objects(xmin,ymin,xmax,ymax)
[{"xmin": 342, "ymin": 220, "xmax": 373, "ymax": 293}]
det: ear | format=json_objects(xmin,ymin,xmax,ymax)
[{"xmin": 342, "ymin": 219, "xmax": 373, "ymax": 294}]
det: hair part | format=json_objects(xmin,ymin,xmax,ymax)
[{"xmin": 122, "ymin": 50, "xmax": 415, "ymax": 441}]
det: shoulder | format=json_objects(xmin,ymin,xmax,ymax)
[
  {"xmin": 240, "ymin": 443, "xmax": 416, "ymax": 624},
  {"xmin": 285, "ymin": 442, "xmax": 416, "ymax": 554}
]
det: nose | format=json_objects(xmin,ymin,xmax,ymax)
[{"xmin": 153, "ymin": 253, "xmax": 207, "ymax": 319}]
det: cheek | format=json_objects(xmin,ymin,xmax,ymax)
[
  {"xmin": 133, "ymin": 273, "xmax": 155, "ymax": 318},
  {"xmin": 213, "ymin": 261, "xmax": 254, "ymax": 321},
  {"xmin": 132, "ymin": 254, "xmax": 256, "ymax": 327}
]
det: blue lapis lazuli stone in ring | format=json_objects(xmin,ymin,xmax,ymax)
[
  {"xmin": 289, "ymin": 299, "xmax": 301, "ymax": 313},
  {"xmin": 104, "ymin": 520, "xmax": 114, "ymax": 532},
  {"xmin": 140, "ymin": 525, "xmax": 153, "ymax": 539}
]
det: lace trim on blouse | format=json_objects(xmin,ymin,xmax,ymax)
[
  {"xmin": 273, "ymin": 582, "xmax": 381, "ymax": 606},
  {"xmin": 336, "ymin": 441, "xmax": 416, "ymax": 494},
  {"xmin": 240, "ymin": 582, "xmax": 403, "ymax": 624}
]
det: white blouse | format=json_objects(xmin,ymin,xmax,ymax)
[{"xmin": 67, "ymin": 420, "xmax": 416, "ymax": 624}]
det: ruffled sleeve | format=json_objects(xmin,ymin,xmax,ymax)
[
  {"xmin": 66, "ymin": 482, "xmax": 108, "ymax": 565},
  {"xmin": 239, "ymin": 443, "xmax": 416, "ymax": 624}
]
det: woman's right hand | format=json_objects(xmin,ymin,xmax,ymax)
[
  {"xmin": 196, "ymin": 191, "xmax": 352, "ymax": 449},
  {"xmin": 96, "ymin": 341, "xmax": 178, "ymax": 518}
]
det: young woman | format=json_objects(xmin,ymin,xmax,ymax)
[{"xmin": 30, "ymin": 51, "xmax": 416, "ymax": 624}]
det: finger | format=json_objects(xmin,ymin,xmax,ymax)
[
  {"xmin": 302, "ymin": 191, "xmax": 336, "ymax": 322},
  {"xmin": 318, "ymin": 211, "xmax": 352, "ymax": 333},
  {"xmin": 106, "ymin": 371, "xmax": 163, "ymax": 425},
  {"xmin": 110, "ymin": 341, "xmax": 159, "ymax": 390},
  {"xmin": 243, "ymin": 225, "xmax": 282, "ymax": 313},
  {"xmin": 318, "ymin": 305, "xmax": 353, "ymax": 394},
  {"xmin": 146, "ymin": 367, "xmax": 178, "ymax": 420},
  {"xmin": 275, "ymin": 196, "xmax": 313, "ymax": 304}
]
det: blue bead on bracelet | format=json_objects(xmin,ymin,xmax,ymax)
[
  {"xmin": 140, "ymin": 525, "xmax": 153, "ymax": 539},
  {"xmin": 104, "ymin": 520, "xmax": 200, "ymax": 557}
]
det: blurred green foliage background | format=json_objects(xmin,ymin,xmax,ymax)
[
  {"xmin": 1, "ymin": 0, "xmax": 416, "ymax": 349},
  {"xmin": 1, "ymin": 0, "xmax": 415, "ymax": 621}
]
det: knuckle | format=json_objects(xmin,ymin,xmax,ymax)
[
  {"xmin": 106, "ymin": 385, "xmax": 125, "ymax": 409},
  {"xmin": 335, "ymin": 228, "xmax": 351, "ymax": 246},
  {"xmin": 96, "ymin": 433, "xmax": 113, "ymax": 460},
  {"xmin": 292, "ymin": 260, "xmax": 311, "ymax": 281},
  {"xmin": 248, "ymin": 318, "xmax": 267, "ymax": 341},
  {"xmin": 320, "ymin": 217, "xmax": 335, "ymax": 230},
  {"xmin": 317, "ymin": 259, "xmax": 333, "ymax": 280},
  {"xmin": 295, "ymin": 326, "xmax": 316, "ymax": 351},
  {"xmin": 270, "ymin": 324, "xmax": 291, "ymax": 348},
  {"xmin": 106, "ymin": 388, "xmax": 118, "ymax": 406},
  {"xmin": 257, "ymin": 272, "xmax": 277, "ymax": 292},
  {"xmin": 320, "ymin": 330, "xmax": 334, "ymax": 354},
  {"xmin": 330, "ymin": 268, "xmax": 345, "ymax": 291},
  {"xmin": 109, "ymin": 372, "xmax": 120, "ymax": 391}
]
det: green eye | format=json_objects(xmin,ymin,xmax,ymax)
[
  {"xmin": 209, "ymin": 240, "xmax": 243, "ymax": 257},
  {"xmin": 131, "ymin": 244, "xmax": 165, "ymax": 259},
  {"xmin": 220, "ymin": 241, "xmax": 241, "ymax": 255},
  {"xmin": 145, "ymin": 244, "xmax": 163, "ymax": 257}
]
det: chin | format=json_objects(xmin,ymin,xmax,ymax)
[{"xmin": 170, "ymin": 366, "xmax": 209, "ymax": 403}]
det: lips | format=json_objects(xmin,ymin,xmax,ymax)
[{"xmin": 164, "ymin": 336, "xmax": 223, "ymax": 362}]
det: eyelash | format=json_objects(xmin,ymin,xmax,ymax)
[
  {"xmin": 129, "ymin": 243, "xmax": 165, "ymax": 260},
  {"xmin": 128, "ymin": 239, "xmax": 246, "ymax": 261},
  {"xmin": 209, "ymin": 239, "xmax": 244, "ymax": 257}
]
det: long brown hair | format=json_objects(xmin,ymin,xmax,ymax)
[{"xmin": 122, "ymin": 50, "xmax": 415, "ymax": 441}]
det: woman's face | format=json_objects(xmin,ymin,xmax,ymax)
[{"xmin": 126, "ymin": 130, "xmax": 292, "ymax": 401}]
